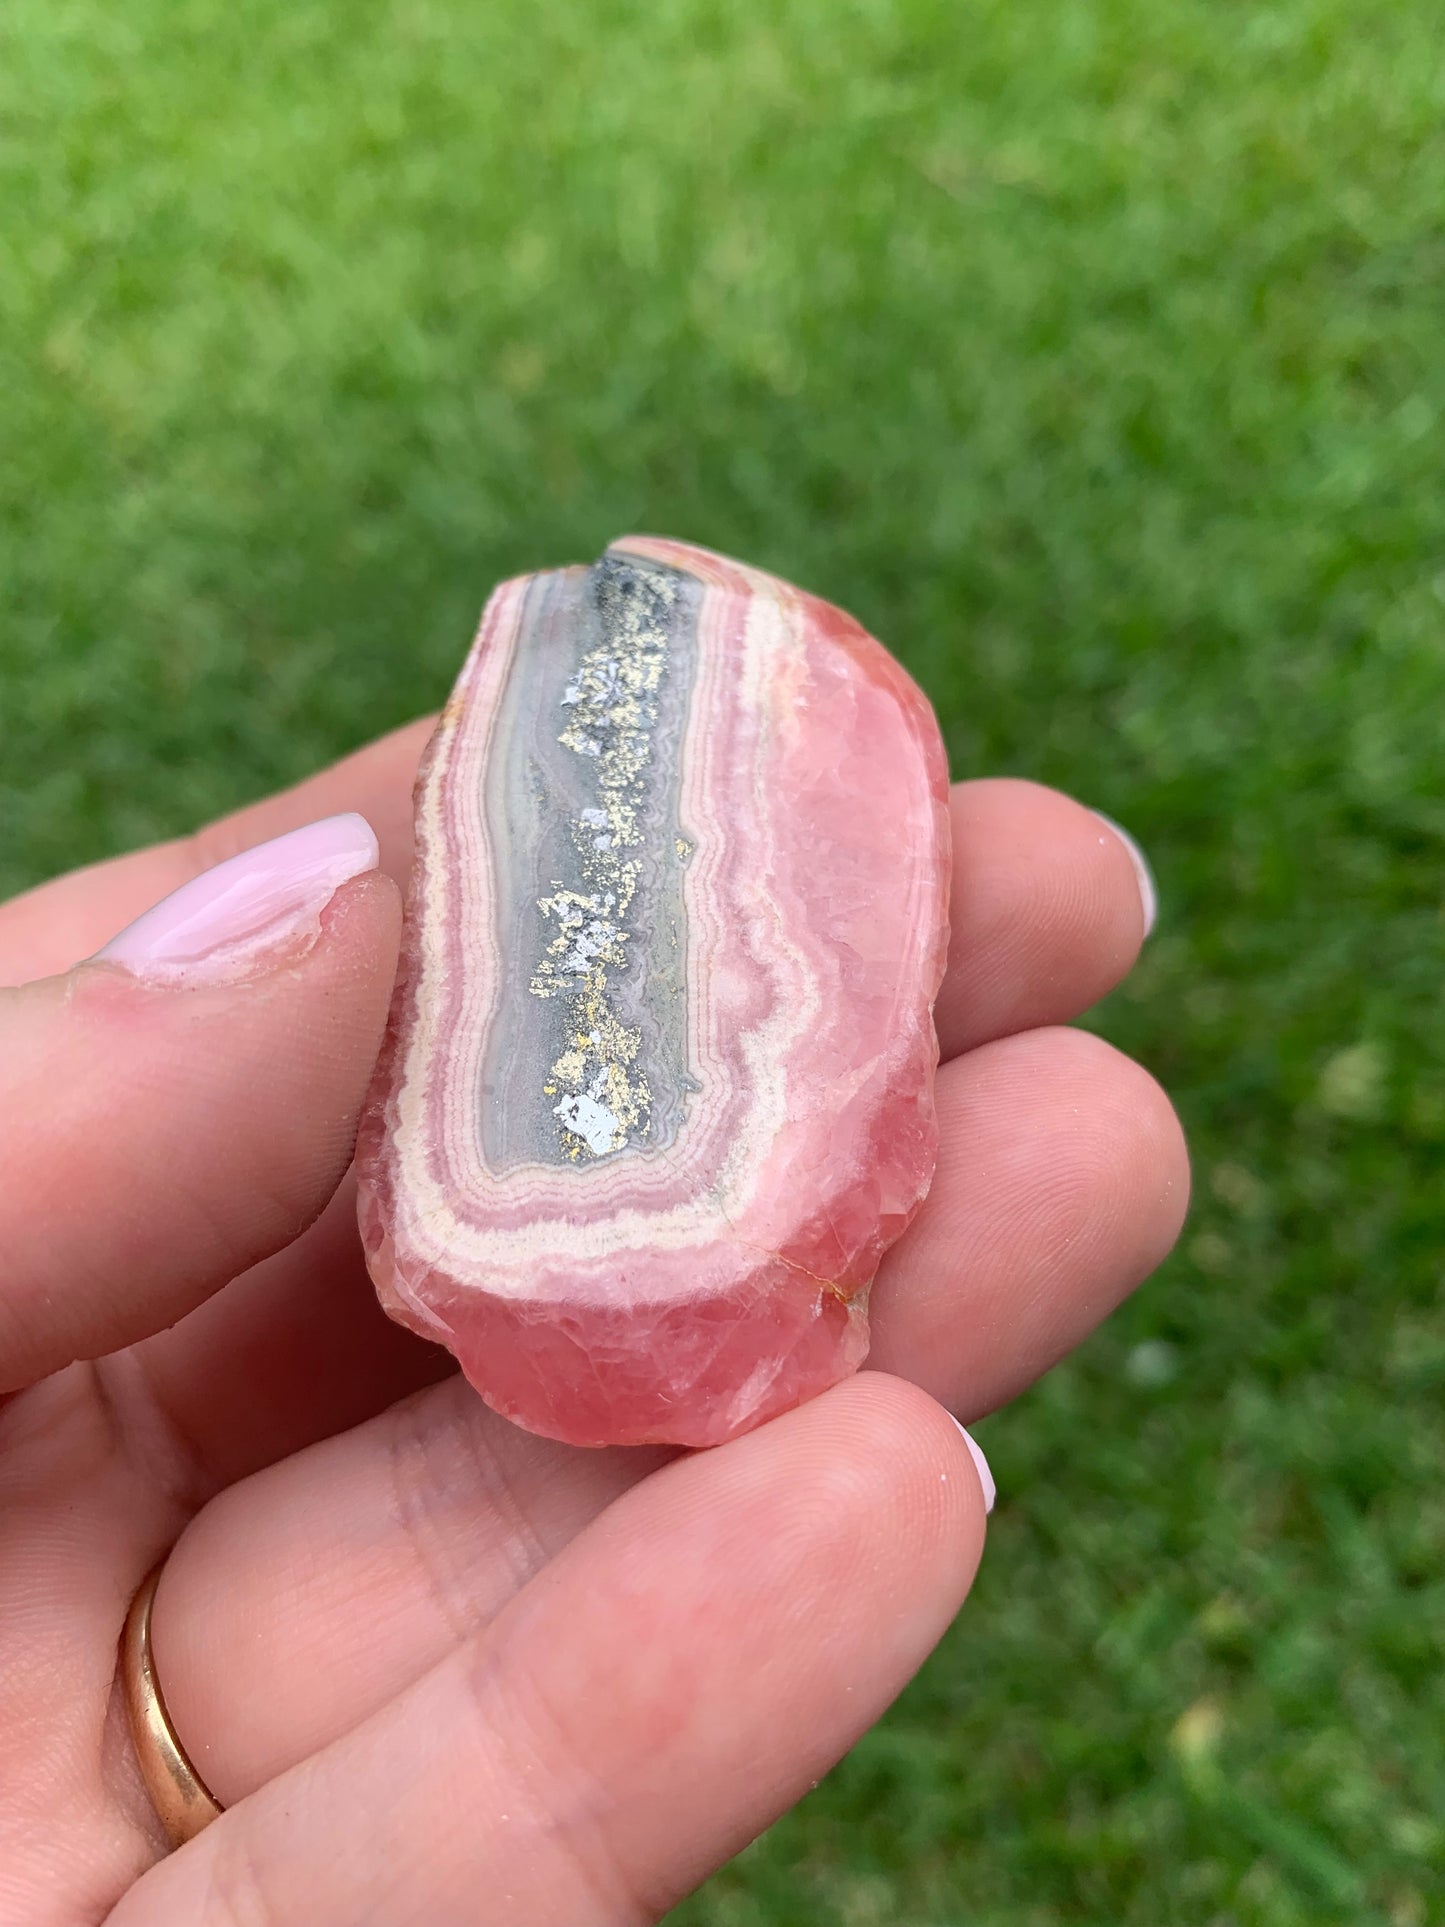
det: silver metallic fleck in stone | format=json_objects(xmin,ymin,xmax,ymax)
[{"xmin": 477, "ymin": 556, "xmax": 701, "ymax": 1167}]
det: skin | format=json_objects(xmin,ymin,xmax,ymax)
[{"xmin": 0, "ymin": 717, "xmax": 1189, "ymax": 1925}]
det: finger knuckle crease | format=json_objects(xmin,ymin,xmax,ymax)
[
  {"xmin": 466, "ymin": 1653, "xmax": 659, "ymax": 1927},
  {"xmin": 387, "ymin": 1393, "xmax": 552, "ymax": 1644},
  {"xmin": 201, "ymin": 1823, "xmax": 290, "ymax": 1927}
]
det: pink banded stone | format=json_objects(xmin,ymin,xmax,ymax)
[{"xmin": 356, "ymin": 538, "xmax": 951, "ymax": 1448}]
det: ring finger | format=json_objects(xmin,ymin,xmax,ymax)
[{"xmin": 147, "ymin": 1022, "xmax": 1186, "ymax": 1806}]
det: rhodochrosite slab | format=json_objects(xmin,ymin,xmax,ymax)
[{"xmin": 356, "ymin": 538, "xmax": 951, "ymax": 1448}]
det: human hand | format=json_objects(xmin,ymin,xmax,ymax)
[{"xmin": 0, "ymin": 718, "xmax": 1187, "ymax": 1924}]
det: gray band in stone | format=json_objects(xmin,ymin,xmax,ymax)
[{"xmin": 478, "ymin": 552, "xmax": 701, "ymax": 1168}]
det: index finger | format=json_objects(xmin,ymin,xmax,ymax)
[
  {"xmin": 110, "ymin": 1374, "xmax": 984, "ymax": 1925},
  {"xmin": 0, "ymin": 716, "xmax": 435, "ymax": 987}
]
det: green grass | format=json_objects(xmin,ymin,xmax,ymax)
[{"xmin": 4, "ymin": 0, "xmax": 1443, "ymax": 1919}]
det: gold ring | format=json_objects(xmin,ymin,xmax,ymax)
[{"xmin": 120, "ymin": 1563, "xmax": 224, "ymax": 1848}]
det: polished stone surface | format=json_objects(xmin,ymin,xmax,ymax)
[{"xmin": 357, "ymin": 538, "xmax": 951, "ymax": 1446}]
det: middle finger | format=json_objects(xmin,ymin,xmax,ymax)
[{"xmin": 125, "ymin": 774, "xmax": 1155, "ymax": 1482}]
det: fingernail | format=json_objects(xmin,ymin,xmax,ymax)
[
  {"xmin": 951, "ymin": 1417, "xmax": 996, "ymax": 1514},
  {"xmin": 95, "ymin": 814, "xmax": 379, "ymax": 985},
  {"xmin": 1093, "ymin": 811, "xmax": 1158, "ymax": 938}
]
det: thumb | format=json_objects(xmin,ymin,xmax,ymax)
[{"xmin": 0, "ymin": 815, "xmax": 400, "ymax": 1392}]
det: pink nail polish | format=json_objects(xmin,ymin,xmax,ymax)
[
  {"xmin": 950, "ymin": 1416, "xmax": 996, "ymax": 1514},
  {"xmin": 1093, "ymin": 811, "xmax": 1158, "ymax": 938},
  {"xmin": 95, "ymin": 814, "xmax": 379, "ymax": 985}
]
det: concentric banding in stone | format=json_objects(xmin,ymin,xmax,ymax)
[{"xmin": 357, "ymin": 535, "xmax": 951, "ymax": 1447}]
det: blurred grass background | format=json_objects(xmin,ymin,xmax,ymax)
[{"xmin": 3, "ymin": 0, "xmax": 1443, "ymax": 1919}]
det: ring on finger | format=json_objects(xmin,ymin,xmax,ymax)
[{"xmin": 121, "ymin": 1562, "xmax": 225, "ymax": 1849}]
